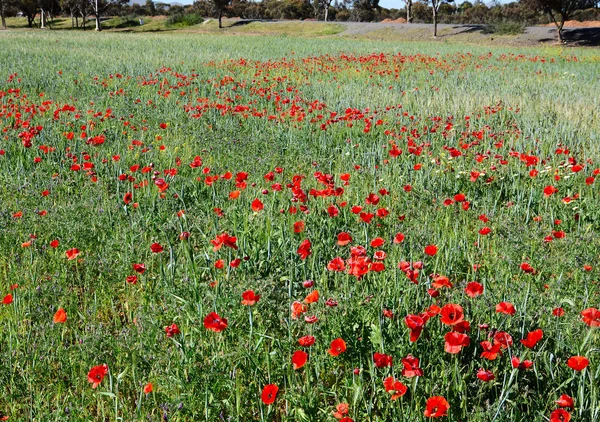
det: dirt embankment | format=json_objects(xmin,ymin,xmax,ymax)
[{"xmin": 543, "ymin": 20, "xmax": 600, "ymax": 28}]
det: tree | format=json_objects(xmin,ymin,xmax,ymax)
[
  {"xmin": 0, "ymin": 0, "xmax": 8, "ymax": 29},
  {"xmin": 211, "ymin": 0, "xmax": 230, "ymax": 28},
  {"xmin": 429, "ymin": 0, "xmax": 443, "ymax": 36},
  {"xmin": 351, "ymin": 0, "xmax": 379, "ymax": 21},
  {"xmin": 526, "ymin": 0, "xmax": 595, "ymax": 42},
  {"xmin": 406, "ymin": 0, "xmax": 413, "ymax": 22},
  {"xmin": 16, "ymin": 0, "xmax": 38, "ymax": 27},
  {"xmin": 314, "ymin": 0, "xmax": 334, "ymax": 20},
  {"xmin": 88, "ymin": 0, "xmax": 126, "ymax": 31},
  {"xmin": 145, "ymin": 0, "xmax": 155, "ymax": 15}
]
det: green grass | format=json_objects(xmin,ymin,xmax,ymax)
[
  {"xmin": 0, "ymin": 30, "xmax": 599, "ymax": 421},
  {"xmin": 3, "ymin": 17, "xmax": 344, "ymax": 36}
]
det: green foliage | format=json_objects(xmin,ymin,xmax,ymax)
[
  {"xmin": 484, "ymin": 20, "xmax": 526, "ymax": 34},
  {"xmin": 165, "ymin": 12, "xmax": 203, "ymax": 27}
]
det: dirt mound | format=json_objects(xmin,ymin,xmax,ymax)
[
  {"xmin": 381, "ymin": 18, "xmax": 408, "ymax": 24},
  {"xmin": 544, "ymin": 20, "xmax": 600, "ymax": 28}
]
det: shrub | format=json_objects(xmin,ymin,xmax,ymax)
[
  {"xmin": 166, "ymin": 13, "xmax": 204, "ymax": 27},
  {"xmin": 485, "ymin": 20, "xmax": 526, "ymax": 35}
]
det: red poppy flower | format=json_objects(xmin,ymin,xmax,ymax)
[
  {"xmin": 143, "ymin": 383, "xmax": 153, "ymax": 394},
  {"xmin": 210, "ymin": 233, "xmax": 238, "ymax": 251},
  {"xmin": 241, "ymin": 290, "xmax": 260, "ymax": 306},
  {"xmin": 365, "ymin": 193, "xmax": 380, "ymax": 205},
  {"xmin": 327, "ymin": 205, "xmax": 339, "ymax": 217},
  {"xmin": 337, "ymin": 232, "xmax": 353, "ymax": 246},
  {"xmin": 581, "ymin": 308, "xmax": 600, "ymax": 327},
  {"xmin": 383, "ymin": 377, "xmax": 407, "ymax": 400},
  {"xmin": 464, "ymin": 282, "xmax": 484, "ymax": 298},
  {"xmin": 424, "ymin": 396, "xmax": 450, "ymax": 418},
  {"xmin": 493, "ymin": 331, "xmax": 513, "ymax": 348},
  {"xmin": 304, "ymin": 290, "xmax": 319, "ymax": 304},
  {"xmin": 520, "ymin": 262, "xmax": 535, "ymax": 273},
  {"xmin": 393, "ymin": 233, "xmax": 405, "ymax": 244},
  {"xmin": 132, "ymin": 263, "xmax": 146, "ymax": 274},
  {"xmin": 293, "ymin": 221, "xmax": 305, "ymax": 233},
  {"xmin": 556, "ymin": 394, "xmax": 574, "ymax": 408},
  {"xmin": 298, "ymin": 335, "xmax": 315, "ymax": 347},
  {"xmin": 549, "ymin": 409, "xmax": 571, "ymax": 422},
  {"xmin": 373, "ymin": 352, "xmax": 393, "ymax": 368},
  {"xmin": 566, "ymin": 356, "xmax": 589, "ymax": 371},
  {"xmin": 53, "ymin": 308, "xmax": 67, "ymax": 324},
  {"xmin": 251, "ymin": 198, "xmax": 264, "ymax": 212},
  {"xmin": 511, "ymin": 356, "xmax": 534, "ymax": 370},
  {"xmin": 439, "ymin": 304, "xmax": 464, "ymax": 326},
  {"xmin": 328, "ymin": 338, "xmax": 347, "ymax": 356},
  {"xmin": 292, "ymin": 350, "xmax": 308, "ymax": 370},
  {"xmin": 480, "ymin": 341, "xmax": 502, "ymax": 360},
  {"xmin": 2, "ymin": 294, "xmax": 13, "ymax": 305},
  {"xmin": 496, "ymin": 302, "xmax": 516, "ymax": 316},
  {"xmin": 203, "ymin": 312, "xmax": 228, "ymax": 332},
  {"xmin": 291, "ymin": 301, "xmax": 308, "ymax": 319},
  {"xmin": 370, "ymin": 237, "xmax": 385, "ymax": 248},
  {"xmin": 328, "ymin": 257, "xmax": 346, "ymax": 272},
  {"xmin": 553, "ymin": 307, "xmax": 565, "ymax": 317},
  {"xmin": 478, "ymin": 227, "xmax": 491, "ymax": 235},
  {"xmin": 452, "ymin": 320, "xmax": 471, "ymax": 334},
  {"xmin": 520, "ymin": 329, "xmax": 543, "ymax": 349},
  {"xmin": 431, "ymin": 275, "xmax": 452, "ymax": 289},
  {"xmin": 444, "ymin": 332, "xmax": 470, "ymax": 354},
  {"xmin": 87, "ymin": 364, "xmax": 109, "ymax": 388},
  {"xmin": 333, "ymin": 402, "xmax": 349, "ymax": 419},
  {"xmin": 401, "ymin": 354, "xmax": 423, "ymax": 377},
  {"xmin": 165, "ymin": 323, "xmax": 180, "ymax": 337},
  {"xmin": 297, "ymin": 239, "xmax": 312, "ymax": 260},
  {"xmin": 424, "ymin": 244, "xmax": 438, "ymax": 256},
  {"xmin": 50, "ymin": 239, "xmax": 59, "ymax": 248},
  {"xmin": 123, "ymin": 192, "xmax": 133, "ymax": 204},
  {"xmin": 404, "ymin": 314, "xmax": 424, "ymax": 342},
  {"xmin": 65, "ymin": 248, "xmax": 80, "ymax": 260},
  {"xmin": 261, "ymin": 384, "xmax": 278, "ymax": 405},
  {"xmin": 126, "ymin": 275, "xmax": 138, "ymax": 284},
  {"xmin": 359, "ymin": 212, "xmax": 374, "ymax": 223},
  {"xmin": 476, "ymin": 368, "xmax": 495, "ymax": 382},
  {"xmin": 543, "ymin": 185, "xmax": 558, "ymax": 196},
  {"xmin": 150, "ymin": 242, "xmax": 163, "ymax": 253}
]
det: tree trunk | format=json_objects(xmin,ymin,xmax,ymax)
[
  {"xmin": 218, "ymin": 12, "xmax": 222, "ymax": 29},
  {"xmin": 324, "ymin": 4, "xmax": 328, "ymax": 22},
  {"xmin": 0, "ymin": 0, "xmax": 6, "ymax": 30},
  {"xmin": 548, "ymin": 10, "xmax": 565, "ymax": 43},
  {"xmin": 406, "ymin": 0, "xmax": 412, "ymax": 23},
  {"xmin": 433, "ymin": 8, "xmax": 437, "ymax": 37},
  {"xmin": 27, "ymin": 14, "xmax": 35, "ymax": 27},
  {"xmin": 40, "ymin": 9, "xmax": 45, "ymax": 28},
  {"xmin": 557, "ymin": 21, "xmax": 564, "ymax": 43},
  {"xmin": 95, "ymin": 0, "xmax": 101, "ymax": 31}
]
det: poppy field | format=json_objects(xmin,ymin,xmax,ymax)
[{"xmin": 1, "ymin": 31, "xmax": 600, "ymax": 421}]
